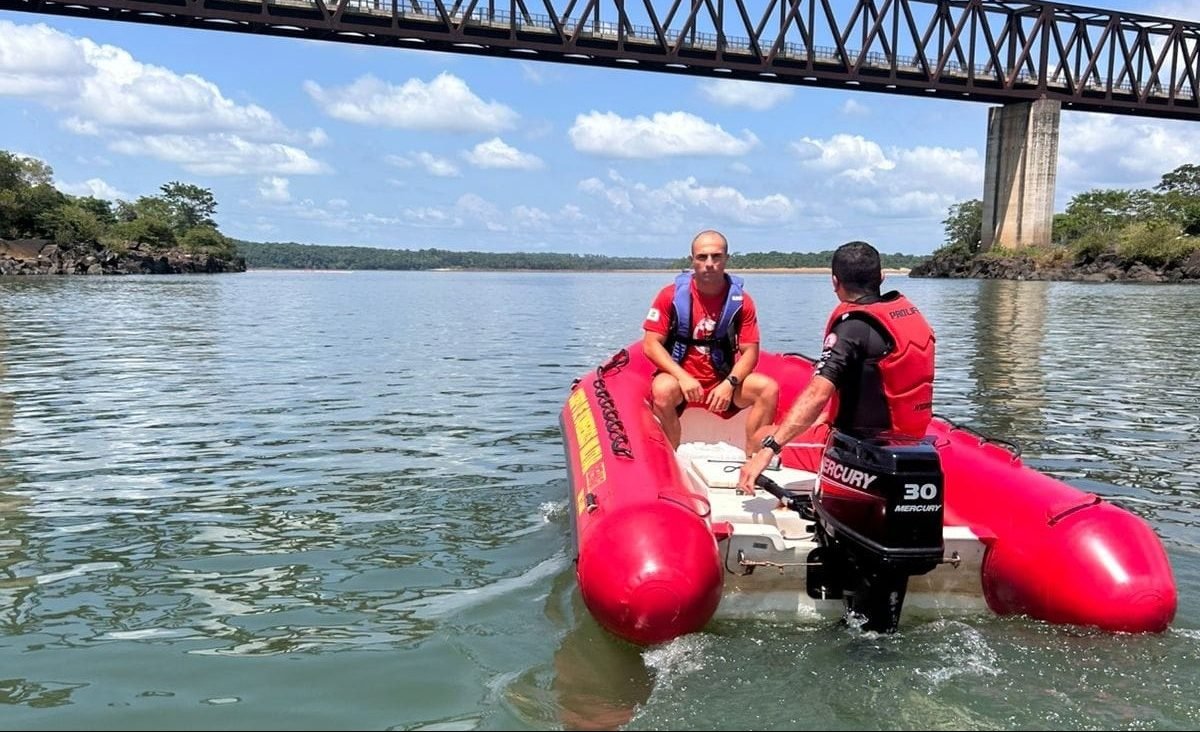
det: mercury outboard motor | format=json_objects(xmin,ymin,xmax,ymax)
[{"xmin": 809, "ymin": 429, "xmax": 944, "ymax": 632}]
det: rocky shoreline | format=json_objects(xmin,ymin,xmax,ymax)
[
  {"xmin": 0, "ymin": 238, "xmax": 245, "ymax": 276},
  {"xmin": 909, "ymin": 247, "xmax": 1200, "ymax": 283}
]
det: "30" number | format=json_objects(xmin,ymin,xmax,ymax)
[{"xmin": 903, "ymin": 483, "xmax": 938, "ymax": 501}]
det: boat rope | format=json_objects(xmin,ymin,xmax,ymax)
[
  {"xmin": 593, "ymin": 349, "xmax": 633, "ymax": 459},
  {"xmin": 936, "ymin": 413, "xmax": 1023, "ymax": 460},
  {"xmin": 659, "ymin": 490, "xmax": 711, "ymax": 518}
]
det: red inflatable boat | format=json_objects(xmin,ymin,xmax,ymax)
[{"xmin": 560, "ymin": 345, "xmax": 1177, "ymax": 645}]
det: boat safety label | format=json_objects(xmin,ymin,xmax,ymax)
[{"xmin": 568, "ymin": 390, "xmax": 607, "ymax": 510}]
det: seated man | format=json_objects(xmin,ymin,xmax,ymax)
[
  {"xmin": 642, "ymin": 229, "xmax": 779, "ymax": 452},
  {"xmin": 737, "ymin": 240, "xmax": 936, "ymax": 494}
]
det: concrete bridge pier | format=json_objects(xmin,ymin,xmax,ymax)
[{"xmin": 981, "ymin": 99, "xmax": 1061, "ymax": 251}]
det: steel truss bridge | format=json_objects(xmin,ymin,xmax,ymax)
[{"xmin": 2, "ymin": 0, "xmax": 1198, "ymax": 120}]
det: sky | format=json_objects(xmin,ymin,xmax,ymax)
[{"xmin": 0, "ymin": 1, "xmax": 1197, "ymax": 257}]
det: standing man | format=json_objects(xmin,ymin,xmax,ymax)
[
  {"xmin": 736, "ymin": 240, "xmax": 935, "ymax": 494},
  {"xmin": 642, "ymin": 230, "xmax": 779, "ymax": 452}
]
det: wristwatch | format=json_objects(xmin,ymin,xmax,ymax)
[
  {"xmin": 761, "ymin": 434, "xmax": 783, "ymax": 455},
  {"xmin": 726, "ymin": 374, "xmax": 741, "ymax": 388}
]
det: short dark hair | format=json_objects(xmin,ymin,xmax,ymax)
[{"xmin": 832, "ymin": 241, "xmax": 882, "ymax": 295}]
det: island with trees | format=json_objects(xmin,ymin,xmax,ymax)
[
  {"xmin": 913, "ymin": 163, "xmax": 1200, "ymax": 282},
  {"xmin": 0, "ymin": 150, "xmax": 243, "ymax": 275}
]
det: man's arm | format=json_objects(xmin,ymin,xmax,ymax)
[
  {"xmin": 728, "ymin": 341, "xmax": 759, "ymax": 384},
  {"xmin": 736, "ymin": 375, "xmax": 836, "ymax": 494}
]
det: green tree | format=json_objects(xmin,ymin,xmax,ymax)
[
  {"xmin": 113, "ymin": 196, "xmax": 177, "ymax": 249},
  {"xmin": 942, "ymin": 199, "xmax": 983, "ymax": 253},
  {"xmin": 73, "ymin": 196, "xmax": 117, "ymax": 227},
  {"xmin": 0, "ymin": 151, "xmax": 53, "ymax": 189},
  {"xmin": 179, "ymin": 226, "xmax": 234, "ymax": 258},
  {"xmin": 1154, "ymin": 164, "xmax": 1200, "ymax": 235},
  {"xmin": 0, "ymin": 152, "xmax": 62, "ymax": 238},
  {"xmin": 160, "ymin": 181, "xmax": 217, "ymax": 230},
  {"xmin": 1155, "ymin": 163, "xmax": 1200, "ymax": 197},
  {"xmin": 50, "ymin": 202, "xmax": 104, "ymax": 245},
  {"xmin": 1061, "ymin": 189, "xmax": 1153, "ymax": 234}
]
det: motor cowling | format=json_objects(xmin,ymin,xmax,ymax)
[{"xmin": 811, "ymin": 430, "xmax": 945, "ymax": 632}]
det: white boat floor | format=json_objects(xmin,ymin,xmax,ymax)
[{"xmin": 675, "ymin": 438, "xmax": 989, "ymax": 620}]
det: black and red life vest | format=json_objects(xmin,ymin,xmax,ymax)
[{"xmin": 824, "ymin": 292, "xmax": 936, "ymax": 437}]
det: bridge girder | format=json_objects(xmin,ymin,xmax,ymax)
[{"xmin": 1, "ymin": 0, "xmax": 1198, "ymax": 120}]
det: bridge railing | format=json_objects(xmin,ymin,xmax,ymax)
[{"xmin": 259, "ymin": 0, "xmax": 1175, "ymax": 99}]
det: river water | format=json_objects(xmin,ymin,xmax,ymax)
[{"xmin": 0, "ymin": 270, "xmax": 1197, "ymax": 730}]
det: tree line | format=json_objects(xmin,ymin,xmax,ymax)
[
  {"xmin": 236, "ymin": 240, "xmax": 929, "ymax": 271},
  {"xmin": 940, "ymin": 162, "xmax": 1200, "ymax": 265},
  {"xmin": 0, "ymin": 150, "xmax": 235, "ymax": 260}
]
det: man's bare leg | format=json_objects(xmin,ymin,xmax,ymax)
[
  {"xmin": 735, "ymin": 373, "xmax": 779, "ymax": 455},
  {"xmin": 649, "ymin": 372, "xmax": 685, "ymax": 449}
]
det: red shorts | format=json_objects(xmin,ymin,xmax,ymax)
[{"xmin": 676, "ymin": 382, "xmax": 743, "ymax": 418}]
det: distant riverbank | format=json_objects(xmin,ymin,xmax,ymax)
[{"xmin": 247, "ymin": 267, "xmax": 912, "ymax": 275}]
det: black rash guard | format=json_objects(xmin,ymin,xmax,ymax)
[{"xmin": 813, "ymin": 294, "xmax": 894, "ymax": 435}]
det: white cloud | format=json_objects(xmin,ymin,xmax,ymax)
[
  {"xmin": 304, "ymin": 72, "xmax": 518, "ymax": 133},
  {"xmin": 463, "ymin": 137, "xmax": 543, "ymax": 170},
  {"xmin": 79, "ymin": 47, "xmax": 284, "ymax": 137},
  {"xmin": 307, "ymin": 128, "xmax": 330, "ymax": 147},
  {"xmin": 403, "ymin": 206, "xmax": 462, "ymax": 228},
  {"xmin": 792, "ymin": 133, "xmax": 896, "ymax": 181},
  {"xmin": 0, "ymin": 22, "xmax": 289, "ymax": 138},
  {"xmin": 579, "ymin": 170, "xmax": 795, "ymax": 227},
  {"xmin": 395, "ymin": 196, "xmax": 559, "ymax": 235},
  {"xmin": 698, "ymin": 79, "xmax": 792, "ymax": 110},
  {"xmin": 110, "ymin": 134, "xmax": 326, "ymax": 176},
  {"xmin": 0, "ymin": 21, "xmax": 91, "ymax": 97},
  {"xmin": 841, "ymin": 99, "xmax": 869, "ymax": 116},
  {"xmin": 789, "ymin": 133, "xmax": 983, "ymax": 220},
  {"xmin": 893, "ymin": 146, "xmax": 983, "ymax": 189},
  {"xmin": 456, "ymin": 193, "xmax": 507, "ymax": 232},
  {"xmin": 386, "ymin": 151, "xmax": 460, "ymax": 177},
  {"xmin": 569, "ymin": 111, "xmax": 758, "ymax": 158},
  {"xmin": 521, "ymin": 63, "xmax": 548, "ymax": 85},
  {"xmin": 415, "ymin": 151, "xmax": 460, "ymax": 178},
  {"xmin": 849, "ymin": 190, "xmax": 954, "ymax": 217},
  {"xmin": 513, "ymin": 205, "xmax": 552, "ymax": 228},
  {"xmin": 0, "ymin": 20, "xmax": 323, "ymax": 176},
  {"xmin": 1058, "ymin": 113, "xmax": 1200, "ymax": 188},
  {"xmin": 57, "ymin": 177, "xmax": 129, "ymax": 201},
  {"xmin": 258, "ymin": 176, "xmax": 291, "ymax": 203}
]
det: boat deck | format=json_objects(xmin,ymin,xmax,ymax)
[{"xmin": 674, "ymin": 424, "xmax": 989, "ymax": 621}]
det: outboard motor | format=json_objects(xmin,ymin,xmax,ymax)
[{"xmin": 809, "ymin": 429, "xmax": 944, "ymax": 632}]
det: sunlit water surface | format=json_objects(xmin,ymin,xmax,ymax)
[{"xmin": 0, "ymin": 271, "xmax": 1197, "ymax": 730}]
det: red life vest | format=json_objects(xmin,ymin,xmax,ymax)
[{"xmin": 824, "ymin": 292, "xmax": 936, "ymax": 437}]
